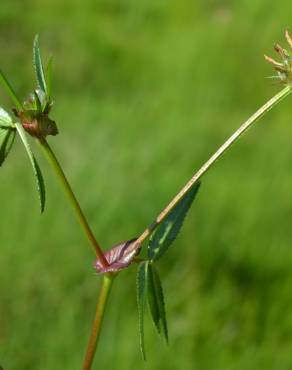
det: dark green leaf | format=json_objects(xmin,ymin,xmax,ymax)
[
  {"xmin": 15, "ymin": 123, "xmax": 46, "ymax": 213},
  {"xmin": 147, "ymin": 264, "xmax": 168, "ymax": 343},
  {"xmin": 0, "ymin": 127, "xmax": 16, "ymax": 166},
  {"xmin": 0, "ymin": 70, "xmax": 23, "ymax": 111},
  {"xmin": 147, "ymin": 264, "xmax": 160, "ymax": 332},
  {"xmin": 0, "ymin": 107, "xmax": 16, "ymax": 165},
  {"xmin": 33, "ymin": 35, "xmax": 47, "ymax": 95},
  {"xmin": 137, "ymin": 261, "xmax": 149, "ymax": 360},
  {"xmin": 148, "ymin": 182, "xmax": 201, "ymax": 261}
]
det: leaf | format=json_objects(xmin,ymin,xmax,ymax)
[
  {"xmin": 137, "ymin": 261, "xmax": 149, "ymax": 360},
  {"xmin": 33, "ymin": 35, "xmax": 47, "ymax": 95},
  {"xmin": 148, "ymin": 181, "xmax": 201, "ymax": 261},
  {"xmin": 15, "ymin": 122, "xmax": 46, "ymax": 213},
  {"xmin": 0, "ymin": 107, "xmax": 16, "ymax": 165},
  {"xmin": 0, "ymin": 107, "xmax": 13, "ymax": 126},
  {"xmin": 147, "ymin": 264, "xmax": 160, "ymax": 332},
  {"xmin": 46, "ymin": 55, "xmax": 53, "ymax": 99},
  {"xmin": 0, "ymin": 127, "xmax": 16, "ymax": 166},
  {"xmin": 147, "ymin": 264, "xmax": 168, "ymax": 343},
  {"xmin": 33, "ymin": 90, "xmax": 42, "ymax": 112},
  {"xmin": 0, "ymin": 70, "xmax": 23, "ymax": 111},
  {"xmin": 94, "ymin": 239, "xmax": 140, "ymax": 273}
]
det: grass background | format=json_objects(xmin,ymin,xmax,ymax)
[{"xmin": 1, "ymin": 1, "xmax": 292, "ymax": 369}]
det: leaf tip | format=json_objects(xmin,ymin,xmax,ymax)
[{"xmin": 34, "ymin": 34, "xmax": 40, "ymax": 46}]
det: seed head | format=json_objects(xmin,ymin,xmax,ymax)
[{"xmin": 265, "ymin": 30, "xmax": 292, "ymax": 85}]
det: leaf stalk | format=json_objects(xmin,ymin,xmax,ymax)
[{"xmin": 135, "ymin": 85, "xmax": 292, "ymax": 247}]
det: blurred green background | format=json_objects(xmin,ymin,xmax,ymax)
[{"xmin": 1, "ymin": 1, "xmax": 292, "ymax": 369}]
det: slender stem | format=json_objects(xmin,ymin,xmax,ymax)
[
  {"xmin": 135, "ymin": 85, "xmax": 292, "ymax": 247},
  {"xmin": 82, "ymin": 274, "xmax": 114, "ymax": 370},
  {"xmin": 38, "ymin": 138, "xmax": 109, "ymax": 267}
]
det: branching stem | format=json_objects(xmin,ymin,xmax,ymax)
[{"xmin": 39, "ymin": 85, "xmax": 292, "ymax": 369}]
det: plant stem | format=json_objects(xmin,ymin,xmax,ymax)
[
  {"xmin": 135, "ymin": 85, "xmax": 292, "ymax": 246},
  {"xmin": 82, "ymin": 274, "xmax": 114, "ymax": 370},
  {"xmin": 38, "ymin": 138, "xmax": 109, "ymax": 267}
]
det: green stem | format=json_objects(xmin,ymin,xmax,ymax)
[
  {"xmin": 38, "ymin": 138, "xmax": 109, "ymax": 267},
  {"xmin": 82, "ymin": 274, "xmax": 114, "ymax": 370},
  {"xmin": 135, "ymin": 85, "xmax": 292, "ymax": 247}
]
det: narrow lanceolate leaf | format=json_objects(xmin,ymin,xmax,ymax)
[
  {"xmin": 0, "ymin": 70, "xmax": 23, "ymax": 110},
  {"xmin": 15, "ymin": 122, "xmax": 46, "ymax": 213},
  {"xmin": 0, "ymin": 127, "xmax": 16, "ymax": 166},
  {"xmin": 33, "ymin": 35, "xmax": 47, "ymax": 95},
  {"xmin": 33, "ymin": 90, "xmax": 42, "ymax": 112},
  {"xmin": 148, "ymin": 181, "xmax": 201, "ymax": 261},
  {"xmin": 147, "ymin": 264, "xmax": 168, "ymax": 343},
  {"xmin": 137, "ymin": 261, "xmax": 149, "ymax": 360},
  {"xmin": 46, "ymin": 55, "xmax": 53, "ymax": 99}
]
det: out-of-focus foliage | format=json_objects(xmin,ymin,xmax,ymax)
[{"xmin": 1, "ymin": 1, "xmax": 292, "ymax": 369}]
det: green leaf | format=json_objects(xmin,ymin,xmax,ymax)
[
  {"xmin": 46, "ymin": 55, "xmax": 53, "ymax": 99},
  {"xmin": 147, "ymin": 264, "xmax": 168, "ymax": 343},
  {"xmin": 147, "ymin": 266, "xmax": 160, "ymax": 333},
  {"xmin": 0, "ymin": 107, "xmax": 13, "ymax": 127},
  {"xmin": 148, "ymin": 181, "xmax": 201, "ymax": 261},
  {"xmin": 0, "ymin": 70, "xmax": 23, "ymax": 111},
  {"xmin": 137, "ymin": 261, "xmax": 149, "ymax": 360},
  {"xmin": 0, "ymin": 107, "xmax": 16, "ymax": 165},
  {"xmin": 33, "ymin": 35, "xmax": 47, "ymax": 95},
  {"xmin": 33, "ymin": 90, "xmax": 42, "ymax": 112},
  {"xmin": 0, "ymin": 127, "xmax": 16, "ymax": 166},
  {"xmin": 15, "ymin": 122, "xmax": 46, "ymax": 213}
]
